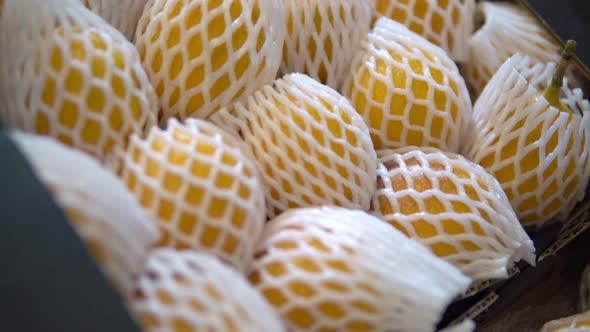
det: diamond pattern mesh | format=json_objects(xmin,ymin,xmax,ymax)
[
  {"xmin": 120, "ymin": 118, "xmax": 265, "ymax": 272},
  {"xmin": 374, "ymin": 0, "xmax": 475, "ymax": 61},
  {"xmin": 134, "ymin": 0, "xmax": 285, "ymax": 122},
  {"xmin": 465, "ymin": 54, "xmax": 590, "ymax": 228},
  {"xmin": 11, "ymin": 131, "xmax": 159, "ymax": 297},
  {"xmin": 460, "ymin": 2, "xmax": 561, "ymax": 98},
  {"xmin": 540, "ymin": 311, "xmax": 590, "ymax": 332},
  {"xmin": 210, "ymin": 73, "xmax": 377, "ymax": 218},
  {"xmin": 371, "ymin": 147, "xmax": 535, "ymax": 281},
  {"xmin": 279, "ymin": 0, "xmax": 373, "ymax": 90},
  {"xmin": 0, "ymin": 0, "xmax": 158, "ymax": 164},
  {"xmin": 344, "ymin": 17, "xmax": 472, "ymax": 154},
  {"xmin": 249, "ymin": 207, "xmax": 470, "ymax": 332},
  {"xmin": 130, "ymin": 248, "xmax": 286, "ymax": 332},
  {"xmin": 82, "ymin": 0, "xmax": 148, "ymax": 40}
]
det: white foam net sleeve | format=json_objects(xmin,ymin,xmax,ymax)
[
  {"xmin": 134, "ymin": 0, "xmax": 285, "ymax": 123},
  {"xmin": 440, "ymin": 320, "xmax": 476, "ymax": 332},
  {"xmin": 460, "ymin": 1, "xmax": 563, "ymax": 98},
  {"xmin": 130, "ymin": 248, "xmax": 286, "ymax": 332},
  {"xmin": 210, "ymin": 73, "xmax": 378, "ymax": 218},
  {"xmin": 374, "ymin": 0, "xmax": 475, "ymax": 62},
  {"xmin": 540, "ymin": 311, "xmax": 590, "ymax": 332},
  {"xmin": 0, "ymin": 0, "xmax": 158, "ymax": 165},
  {"xmin": 120, "ymin": 118, "xmax": 266, "ymax": 273},
  {"xmin": 279, "ymin": 0, "xmax": 373, "ymax": 91},
  {"xmin": 343, "ymin": 17, "xmax": 473, "ymax": 154},
  {"xmin": 82, "ymin": 0, "xmax": 148, "ymax": 40},
  {"xmin": 371, "ymin": 147, "xmax": 535, "ymax": 281},
  {"xmin": 465, "ymin": 54, "xmax": 590, "ymax": 228},
  {"xmin": 249, "ymin": 207, "xmax": 471, "ymax": 332},
  {"xmin": 9, "ymin": 131, "xmax": 159, "ymax": 298}
]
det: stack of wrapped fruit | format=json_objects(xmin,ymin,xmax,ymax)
[{"xmin": 1, "ymin": 0, "xmax": 589, "ymax": 331}]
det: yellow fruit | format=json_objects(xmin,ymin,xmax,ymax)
[
  {"xmin": 82, "ymin": 0, "xmax": 148, "ymax": 40},
  {"xmin": 131, "ymin": 249, "xmax": 286, "ymax": 332},
  {"xmin": 210, "ymin": 73, "xmax": 378, "ymax": 217},
  {"xmin": 371, "ymin": 147, "xmax": 535, "ymax": 281},
  {"xmin": 344, "ymin": 17, "xmax": 472, "ymax": 153},
  {"xmin": 0, "ymin": 1, "xmax": 158, "ymax": 163},
  {"xmin": 280, "ymin": 0, "xmax": 373, "ymax": 90},
  {"xmin": 466, "ymin": 54, "xmax": 590, "ymax": 227},
  {"xmin": 249, "ymin": 207, "xmax": 470, "ymax": 332},
  {"xmin": 120, "ymin": 118, "xmax": 265, "ymax": 272},
  {"xmin": 461, "ymin": 2, "xmax": 562, "ymax": 97},
  {"xmin": 134, "ymin": 0, "xmax": 285, "ymax": 122},
  {"xmin": 540, "ymin": 311, "xmax": 590, "ymax": 332},
  {"xmin": 11, "ymin": 131, "xmax": 159, "ymax": 297},
  {"xmin": 374, "ymin": 0, "xmax": 475, "ymax": 61}
]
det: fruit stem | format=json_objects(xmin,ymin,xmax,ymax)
[{"xmin": 544, "ymin": 40, "xmax": 576, "ymax": 111}]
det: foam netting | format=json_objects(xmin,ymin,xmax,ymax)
[
  {"xmin": 581, "ymin": 263, "xmax": 590, "ymax": 312},
  {"xmin": 465, "ymin": 54, "xmax": 590, "ymax": 228},
  {"xmin": 134, "ymin": 0, "xmax": 285, "ymax": 123},
  {"xmin": 279, "ymin": 0, "xmax": 372, "ymax": 91},
  {"xmin": 460, "ymin": 2, "xmax": 564, "ymax": 98},
  {"xmin": 210, "ymin": 73, "xmax": 377, "ymax": 218},
  {"xmin": 439, "ymin": 320, "xmax": 475, "ymax": 332},
  {"xmin": 343, "ymin": 17, "xmax": 472, "ymax": 154},
  {"xmin": 540, "ymin": 311, "xmax": 590, "ymax": 332},
  {"xmin": 371, "ymin": 147, "xmax": 535, "ymax": 281},
  {"xmin": 249, "ymin": 207, "xmax": 470, "ymax": 332},
  {"xmin": 130, "ymin": 248, "xmax": 286, "ymax": 332},
  {"xmin": 0, "ymin": 0, "xmax": 158, "ymax": 164},
  {"xmin": 82, "ymin": 0, "xmax": 148, "ymax": 40},
  {"xmin": 374, "ymin": 0, "xmax": 475, "ymax": 62},
  {"xmin": 120, "ymin": 118, "xmax": 266, "ymax": 273},
  {"xmin": 10, "ymin": 131, "xmax": 159, "ymax": 297}
]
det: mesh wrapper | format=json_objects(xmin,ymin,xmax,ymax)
[
  {"xmin": 466, "ymin": 54, "xmax": 590, "ymax": 228},
  {"xmin": 440, "ymin": 320, "xmax": 476, "ymax": 332},
  {"xmin": 10, "ymin": 131, "xmax": 159, "ymax": 297},
  {"xmin": 82, "ymin": 0, "xmax": 148, "ymax": 40},
  {"xmin": 371, "ymin": 147, "xmax": 535, "ymax": 282},
  {"xmin": 279, "ymin": 0, "xmax": 373, "ymax": 90},
  {"xmin": 134, "ymin": 0, "xmax": 286, "ymax": 122},
  {"xmin": 460, "ymin": 2, "xmax": 563, "ymax": 97},
  {"xmin": 249, "ymin": 206, "xmax": 471, "ymax": 332},
  {"xmin": 343, "ymin": 17, "xmax": 472, "ymax": 154},
  {"xmin": 120, "ymin": 118, "xmax": 266, "ymax": 273},
  {"xmin": 0, "ymin": 0, "xmax": 158, "ymax": 164},
  {"xmin": 541, "ymin": 311, "xmax": 590, "ymax": 332},
  {"xmin": 130, "ymin": 248, "xmax": 286, "ymax": 332},
  {"xmin": 210, "ymin": 73, "xmax": 377, "ymax": 218},
  {"xmin": 374, "ymin": 0, "xmax": 475, "ymax": 62}
]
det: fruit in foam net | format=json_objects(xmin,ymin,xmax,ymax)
[
  {"xmin": 344, "ymin": 17, "xmax": 472, "ymax": 154},
  {"xmin": 120, "ymin": 118, "xmax": 265, "ymax": 272},
  {"xmin": 10, "ymin": 131, "xmax": 159, "ymax": 297},
  {"xmin": 0, "ymin": 0, "xmax": 158, "ymax": 164},
  {"xmin": 373, "ymin": 0, "xmax": 475, "ymax": 62},
  {"xmin": 249, "ymin": 207, "xmax": 470, "ymax": 332},
  {"xmin": 82, "ymin": 0, "xmax": 149, "ymax": 40},
  {"xmin": 540, "ymin": 311, "xmax": 590, "ymax": 332},
  {"xmin": 279, "ymin": 0, "xmax": 373, "ymax": 90},
  {"xmin": 210, "ymin": 73, "xmax": 378, "ymax": 218},
  {"xmin": 461, "ymin": 1, "xmax": 565, "ymax": 97},
  {"xmin": 466, "ymin": 41, "xmax": 590, "ymax": 228},
  {"xmin": 371, "ymin": 147, "xmax": 535, "ymax": 281},
  {"xmin": 134, "ymin": 0, "xmax": 285, "ymax": 122},
  {"xmin": 130, "ymin": 248, "xmax": 286, "ymax": 332}
]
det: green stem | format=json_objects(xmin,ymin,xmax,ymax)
[{"xmin": 544, "ymin": 40, "xmax": 576, "ymax": 110}]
